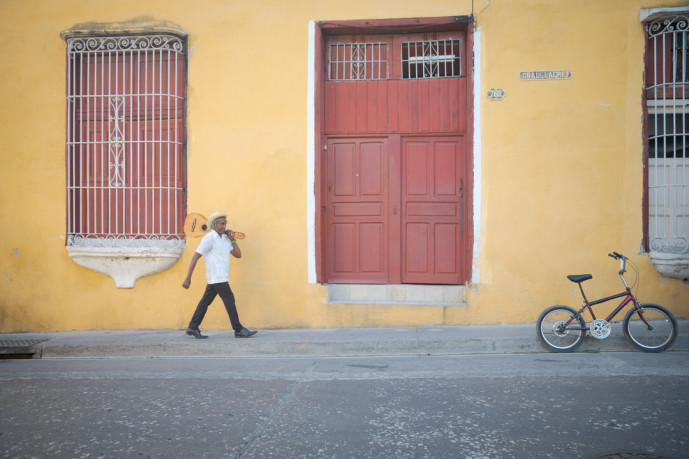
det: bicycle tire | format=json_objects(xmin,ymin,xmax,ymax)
[
  {"xmin": 623, "ymin": 303, "xmax": 677, "ymax": 352},
  {"xmin": 536, "ymin": 305, "xmax": 586, "ymax": 352}
]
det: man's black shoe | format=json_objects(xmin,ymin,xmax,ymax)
[
  {"xmin": 186, "ymin": 328, "xmax": 208, "ymax": 339},
  {"xmin": 235, "ymin": 328, "xmax": 258, "ymax": 338}
]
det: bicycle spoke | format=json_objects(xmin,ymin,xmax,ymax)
[
  {"xmin": 624, "ymin": 304, "xmax": 678, "ymax": 352},
  {"xmin": 537, "ymin": 306, "xmax": 586, "ymax": 352}
]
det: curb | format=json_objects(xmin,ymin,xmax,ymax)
[
  {"xmin": 2, "ymin": 322, "xmax": 687, "ymax": 359},
  {"xmin": 34, "ymin": 332, "xmax": 689, "ymax": 360}
]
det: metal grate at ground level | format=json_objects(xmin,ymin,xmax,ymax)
[
  {"xmin": 0, "ymin": 339, "xmax": 49, "ymax": 359},
  {"xmin": 0, "ymin": 339, "xmax": 48, "ymax": 347}
]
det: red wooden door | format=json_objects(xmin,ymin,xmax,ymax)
[
  {"xmin": 319, "ymin": 24, "xmax": 472, "ymax": 285},
  {"xmin": 326, "ymin": 137, "xmax": 389, "ymax": 283},
  {"xmin": 402, "ymin": 137, "xmax": 465, "ymax": 284}
]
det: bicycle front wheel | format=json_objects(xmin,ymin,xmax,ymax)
[
  {"xmin": 623, "ymin": 303, "xmax": 678, "ymax": 352},
  {"xmin": 536, "ymin": 305, "xmax": 586, "ymax": 352}
]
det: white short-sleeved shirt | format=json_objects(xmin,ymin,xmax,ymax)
[{"xmin": 196, "ymin": 230, "xmax": 233, "ymax": 284}]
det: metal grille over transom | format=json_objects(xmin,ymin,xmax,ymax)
[
  {"xmin": 65, "ymin": 34, "xmax": 186, "ymax": 248},
  {"xmin": 646, "ymin": 17, "xmax": 689, "ymax": 254},
  {"xmin": 328, "ymin": 42, "xmax": 388, "ymax": 81},
  {"xmin": 401, "ymin": 39, "xmax": 461, "ymax": 79}
]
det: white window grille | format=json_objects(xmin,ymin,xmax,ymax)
[
  {"xmin": 65, "ymin": 34, "xmax": 186, "ymax": 249},
  {"xmin": 401, "ymin": 39, "xmax": 461, "ymax": 79},
  {"xmin": 328, "ymin": 42, "xmax": 388, "ymax": 80},
  {"xmin": 646, "ymin": 16, "xmax": 689, "ymax": 254}
]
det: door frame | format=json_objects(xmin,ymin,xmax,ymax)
[{"xmin": 313, "ymin": 16, "xmax": 474, "ymax": 284}]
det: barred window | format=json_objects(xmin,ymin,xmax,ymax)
[
  {"xmin": 65, "ymin": 34, "xmax": 187, "ymax": 248},
  {"xmin": 328, "ymin": 42, "xmax": 388, "ymax": 80},
  {"xmin": 401, "ymin": 39, "xmax": 461, "ymax": 79},
  {"xmin": 645, "ymin": 16, "xmax": 689, "ymax": 255}
]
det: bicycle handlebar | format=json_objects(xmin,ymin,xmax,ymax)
[{"xmin": 608, "ymin": 251, "xmax": 628, "ymax": 275}]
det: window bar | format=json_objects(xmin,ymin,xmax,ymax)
[
  {"xmin": 156, "ymin": 45, "xmax": 161, "ymax": 235},
  {"xmin": 67, "ymin": 49, "xmax": 73, "ymax": 240},
  {"xmin": 159, "ymin": 45, "xmax": 164, "ymax": 237},
  {"xmin": 650, "ymin": 33, "xmax": 657, "ymax": 245},
  {"xmin": 337, "ymin": 43, "xmax": 341, "ymax": 80},
  {"xmin": 128, "ymin": 48, "xmax": 134, "ymax": 237},
  {"xmin": 144, "ymin": 47, "xmax": 149, "ymax": 236},
  {"xmin": 99, "ymin": 49, "xmax": 104, "ymax": 237},
  {"xmin": 339, "ymin": 43, "xmax": 344, "ymax": 80},
  {"xmin": 114, "ymin": 51, "xmax": 120, "ymax": 237},
  {"xmin": 655, "ymin": 33, "xmax": 663, "ymax": 245},
  {"xmin": 330, "ymin": 43, "xmax": 334, "ymax": 80},
  {"xmin": 85, "ymin": 50, "xmax": 91, "ymax": 237},
  {"xmin": 136, "ymin": 47, "xmax": 142, "ymax": 238},
  {"xmin": 105, "ymin": 51, "xmax": 111, "ymax": 236},
  {"xmin": 78, "ymin": 51, "xmax": 84, "ymax": 237},
  {"xmin": 378, "ymin": 43, "xmax": 382, "ymax": 79},
  {"xmin": 173, "ymin": 48, "xmax": 179, "ymax": 236},
  {"xmin": 682, "ymin": 31, "xmax": 687, "ymax": 247},
  {"xmin": 406, "ymin": 44, "xmax": 411, "ymax": 79},
  {"xmin": 671, "ymin": 33, "xmax": 677, "ymax": 246},
  {"xmin": 166, "ymin": 47, "xmax": 172, "ymax": 238},
  {"xmin": 69, "ymin": 49, "xmax": 74, "ymax": 239},
  {"xmin": 154, "ymin": 45, "xmax": 159, "ymax": 236}
]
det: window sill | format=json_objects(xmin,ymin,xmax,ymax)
[
  {"xmin": 650, "ymin": 251, "xmax": 689, "ymax": 282},
  {"xmin": 66, "ymin": 246, "xmax": 184, "ymax": 288}
]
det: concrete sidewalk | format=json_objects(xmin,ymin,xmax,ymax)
[{"xmin": 1, "ymin": 321, "xmax": 687, "ymax": 359}]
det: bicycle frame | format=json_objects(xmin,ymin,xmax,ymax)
[
  {"xmin": 577, "ymin": 290, "xmax": 636, "ymax": 324},
  {"xmin": 566, "ymin": 261, "xmax": 648, "ymax": 331}
]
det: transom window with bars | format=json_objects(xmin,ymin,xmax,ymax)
[
  {"xmin": 65, "ymin": 34, "xmax": 187, "ymax": 248},
  {"xmin": 327, "ymin": 38, "xmax": 462, "ymax": 81},
  {"xmin": 328, "ymin": 42, "xmax": 388, "ymax": 80},
  {"xmin": 401, "ymin": 39, "xmax": 461, "ymax": 79},
  {"xmin": 645, "ymin": 16, "xmax": 689, "ymax": 254}
]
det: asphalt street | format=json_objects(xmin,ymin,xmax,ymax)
[{"xmin": 1, "ymin": 352, "xmax": 688, "ymax": 458}]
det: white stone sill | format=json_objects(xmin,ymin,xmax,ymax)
[{"xmin": 67, "ymin": 246, "xmax": 183, "ymax": 288}]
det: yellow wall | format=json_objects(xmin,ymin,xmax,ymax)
[{"xmin": 1, "ymin": 0, "xmax": 687, "ymax": 332}]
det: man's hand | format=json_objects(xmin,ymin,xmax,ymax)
[{"xmin": 183, "ymin": 253, "xmax": 202, "ymax": 289}]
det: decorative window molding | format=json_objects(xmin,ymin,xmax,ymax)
[{"xmin": 62, "ymin": 19, "xmax": 187, "ymax": 287}]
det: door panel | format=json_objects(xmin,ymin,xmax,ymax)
[
  {"xmin": 326, "ymin": 138, "xmax": 389, "ymax": 282},
  {"xmin": 325, "ymin": 135, "xmax": 467, "ymax": 284},
  {"xmin": 402, "ymin": 137, "xmax": 465, "ymax": 284}
]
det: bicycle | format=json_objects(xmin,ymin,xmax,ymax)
[{"xmin": 536, "ymin": 252, "xmax": 678, "ymax": 353}]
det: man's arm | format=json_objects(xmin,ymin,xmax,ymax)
[
  {"xmin": 230, "ymin": 240, "xmax": 242, "ymax": 259},
  {"xmin": 182, "ymin": 252, "xmax": 203, "ymax": 289}
]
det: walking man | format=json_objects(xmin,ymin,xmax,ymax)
[{"xmin": 182, "ymin": 211, "xmax": 257, "ymax": 339}]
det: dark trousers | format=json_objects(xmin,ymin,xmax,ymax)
[{"xmin": 188, "ymin": 282, "xmax": 243, "ymax": 331}]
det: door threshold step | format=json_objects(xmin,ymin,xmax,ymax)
[{"xmin": 328, "ymin": 284, "xmax": 466, "ymax": 306}]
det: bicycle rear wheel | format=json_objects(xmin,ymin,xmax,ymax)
[
  {"xmin": 536, "ymin": 305, "xmax": 586, "ymax": 352},
  {"xmin": 623, "ymin": 303, "xmax": 677, "ymax": 352}
]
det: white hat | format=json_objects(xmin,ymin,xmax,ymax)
[{"xmin": 206, "ymin": 211, "xmax": 227, "ymax": 231}]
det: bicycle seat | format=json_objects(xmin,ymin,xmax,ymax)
[{"xmin": 567, "ymin": 274, "xmax": 592, "ymax": 283}]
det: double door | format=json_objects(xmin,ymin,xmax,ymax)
[{"xmin": 325, "ymin": 135, "xmax": 468, "ymax": 284}]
